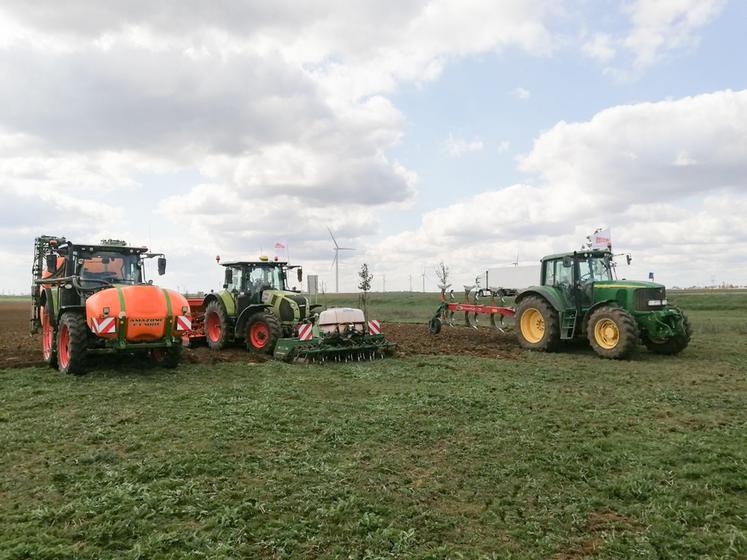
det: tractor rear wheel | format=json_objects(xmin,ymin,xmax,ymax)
[
  {"xmin": 151, "ymin": 345, "xmax": 182, "ymax": 368},
  {"xmin": 644, "ymin": 310, "xmax": 692, "ymax": 355},
  {"xmin": 587, "ymin": 306, "xmax": 639, "ymax": 359},
  {"xmin": 57, "ymin": 312, "xmax": 88, "ymax": 375},
  {"xmin": 41, "ymin": 306, "xmax": 57, "ymax": 368},
  {"xmin": 245, "ymin": 312, "xmax": 282, "ymax": 354},
  {"xmin": 515, "ymin": 296, "xmax": 560, "ymax": 352},
  {"xmin": 204, "ymin": 300, "xmax": 229, "ymax": 350}
]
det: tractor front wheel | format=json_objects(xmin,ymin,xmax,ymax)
[
  {"xmin": 245, "ymin": 312, "xmax": 282, "ymax": 354},
  {"xmin": 515, "ymin": 296, "xmax": 560, "ymax": 352},
  {"xmin": 57, "ymin": 312, "xmax": 88, "ymax": 375},
  {"xmin": 151, "ymin": 345, "xmax": 182, "ymax": 368},
  {"xmin": 644, "ymin": 310, "xmax": 692, "ymax": 355},
  {"xmin": 587, "ymin": 306, "xmax": 639, "ymax": 359},
  {"xmin": 41, "ymin": 306, "xmax": 57, "ymax": 368},
  {"xmin": 204, "ymin": 301, "xmax": 229, "ymax": 350}
]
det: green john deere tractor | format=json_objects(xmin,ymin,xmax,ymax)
[
  {"xmin": 197, "ymin": 257, "xmax": 317, "ymax": 353},
  {"xmin": 514, "ymin": 249, "xmax": 692, "ymax": 359}
]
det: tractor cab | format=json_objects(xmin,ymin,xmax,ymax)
[
  {"xmin": 540, "ymin": 250, "xmax": 615, "ymax": 308},
  {"xmin": 221, "ymin": 257, "xmax": 301, "ymax": 304}
]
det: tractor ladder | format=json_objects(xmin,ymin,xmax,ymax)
[{"xmin": 560, "ymin": 309, "xmax": 577, "ymax": 340}]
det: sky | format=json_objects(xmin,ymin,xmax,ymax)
[{"xmin": 1, "ymin": 0, "xmax": 746, "ymax": 294}]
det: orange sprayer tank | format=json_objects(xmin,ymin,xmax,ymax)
[{"xmin": 85, "ymin": 286, "xmax": 189, "ymax": 342}]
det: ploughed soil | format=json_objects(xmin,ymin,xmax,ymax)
[{"xmin": 1, "ymin": 302, "xmax": 519, "ymax": 369}]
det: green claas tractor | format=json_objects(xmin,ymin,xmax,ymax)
[
  {"xmin": 190, "ymin": 256, "xmax": 316, "ymax": 353},
  {"xmin": 514, "ymin": 249, "xmax": 691, "ymax": 359}
]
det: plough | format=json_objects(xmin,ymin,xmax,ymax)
[{"xmin": 429, "ymin": 284, "xmax": 516, "ymax": 334}]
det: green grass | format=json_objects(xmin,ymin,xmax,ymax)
[{"xmin": 1, "ymin": 294, "xmax": 746, "ymax": 559}]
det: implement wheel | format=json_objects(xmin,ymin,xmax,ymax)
[
  {"xmin": 57, "ymin": 312, "xmax": 88, "ymax": 375},
  {"xmin": 151, "ymin": 345, "xmax": 182, "ymax": 368},
  {"xmin": 40, "ymin": 306, "xmax": 57, "ymax": 368},
  {"xmin": 245, "ymin": 312, "xmax": 282, "ymax": 354},
  {"xmin": 428, "ymin": 317, "xmax": 442, "ymax": 334},
  {"xmin": 644, "ymin": 309, "xmax": 692, "ymax": 355},
  {"xmin": 515, "ymin": 296, "xmax": 560, "ymax": 352},
  {"xmin": 205, "ymin": 300, "xmax": 229, "ymax": 350},
  {"xmin": 587, "ymin": 306, "xmax": 639, "ymax": 359}
]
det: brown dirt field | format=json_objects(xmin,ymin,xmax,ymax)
[{"xmin": 0, "ymin": 303, "xmax": 519, "ymax": 369}]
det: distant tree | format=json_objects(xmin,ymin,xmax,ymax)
[
  {"xmin": 358, "ymin": 263, "xmax": 373, "ymax": 317},
  {"xmin": 435, "ymin": 262, "xmax": 450, "ymax": 290}
]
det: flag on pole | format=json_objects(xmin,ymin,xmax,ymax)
[{"xmin": 590, "ymin": 228, "xmax": 612, "ymax": 250}]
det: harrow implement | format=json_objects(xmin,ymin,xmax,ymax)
[{"xmin": 273, "ymin": 308, "xmax": 396, "ymax": 363}]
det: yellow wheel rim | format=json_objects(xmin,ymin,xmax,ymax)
[
  {"xmin": 520, "ymin": 308, "xmax": 545, "ymax": 344},
  {"xmin": 594, "ymin": 318, "xmax": 620, "ymax": 349}
]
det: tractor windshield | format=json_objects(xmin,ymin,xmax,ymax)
[
  {"xmin": 248, "ymin": 265, "xmax": 286, "ymax": 292},
  {"xmin": 78, "ymin": 251, "xmax": 142, "ymax": 285},
  {"xmin": 577, "ymin": 255, "xmax": 613, "ymax": 284}
]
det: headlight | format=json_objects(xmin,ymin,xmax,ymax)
[{"xmin": 647, "ymin": 299, "xmax": 667, "ymax": 306}]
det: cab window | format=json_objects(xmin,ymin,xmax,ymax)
[
  {"xmin": 543, "ymin": 259, "xmax": 573, "ymax": 287},
  {"xmin": 226, "ymin": 266, "xmax": 244, "ymax": 292}
]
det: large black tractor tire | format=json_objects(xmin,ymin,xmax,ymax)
[
  {"xmin": 428, "ymin": 316, "xmax": 442, "ymax": 334},
  {"xmin": 644, "ymin": 309, "xmax": 692, "ymax": 355},
  {"xmin": 56, "ymin": 312, "xmax": 88, "ymax": 375},
  {"xmin": 245, "ymin": 312, "xmax": 282, "ymax": 354},
  {"xmin": 151, "ymin": 345, "xmax": 183, "ymax": 369},
  {"xmin": 40, "ymin": 304, "xmax": 57, "ymax": 368},
  {"xmin": 204, "ymin": 300, "xmax": 230, "ymax": 350},
  {"xmin": 515, "ymin": 296, "xmax": 560, "ymax": 352},
  {"xmin": 587, "ymin": 306, "xmax": 639, "ymax": 360}
]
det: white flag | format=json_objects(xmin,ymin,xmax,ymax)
[{"xmin": 591, "ymin": 228, "xmax": 612, "ymax": 250}]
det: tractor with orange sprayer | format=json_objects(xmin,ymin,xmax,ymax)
[{"xmin": 31, "ymin": 236, "xmax": 191, "ymax": 374}]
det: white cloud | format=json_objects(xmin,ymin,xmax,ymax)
[
  {"xmin": 444, "ymin": 134, "xmax": 484, "ymax": 157},
  {"xmin": 509, "ymin": 87, "xmax": 531, "ymax": 100},
  {"xmin": 365, "ymin": 90, "xmax": 747, "ymax": 289},
  {"xmin": 583, "ymin": 0, "xmax": 725, "ymax": 77},
  {"xmin": 623, "ymin": 0, "xmax": 726, "ymax": 69},
  {"xmin": 582, "ymin": 32, "xmax": 616, "ymax": 62}
]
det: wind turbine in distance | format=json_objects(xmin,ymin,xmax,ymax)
[{"xmin": 328, "ymin": 227, "xmax": 354, "ymax": 293}]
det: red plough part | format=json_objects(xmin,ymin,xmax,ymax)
[
  {"xmin": 429, "ymin": 286, "xmax": 516, "ymax": 334},
  {"xmin": 182, "ymin": 297, "xmax": 206, "ymax": 347}
]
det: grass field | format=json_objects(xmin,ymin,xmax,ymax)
[{"xmin": 1, "ymin": 293, "xmax": 745, "ymax": 559}]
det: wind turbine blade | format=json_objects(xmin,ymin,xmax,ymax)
[
  {"xmin": 338, "ymin": 247, "xmax": 355, "ymax": 251},
  {"xmin": 327, "ymin": 227, "xmax": 339, "ymax": 248},
  {"xmin": 330, "ymin": 253, "xmax": 338, "ymax": 270}
]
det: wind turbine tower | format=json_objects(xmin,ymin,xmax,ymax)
[{"xmin": 328, "ymin": 227, "xmax": 354, "ymax": 293}]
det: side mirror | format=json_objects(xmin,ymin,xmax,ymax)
[
  {"xmin": 157, "ymin": 257, "xmax": 167, "ymax": 276},
  {"xmin": 626, "ymin": 255, "xmax": 632, "ymax": 265},
  {"xmin": 562, "ymin": 256, "xmax": 572, "ymax": 268},
  {"xmin": 297, "ymin": 268, "xmax": 303, "ymax": 282},
  {"xmin": 46, "ymin": 254, "xmax": 58, "ymax": 273},
  {"xmin": 224, "ymin": 268, "xmax": 233, "ymax": 286}
]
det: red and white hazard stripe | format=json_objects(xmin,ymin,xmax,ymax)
[
  {"xmin": 92, "ymin": 316, "xmax": 116, "ymax": 334},
  {"xmin": 368, "ymin": 320, "xmax": 381, "ymax": 335},
  {"xmin": 298, "ymin": 323, "xmax": 313, "ymax": 341},
  {"xmin": 176, "ymin": 316, "xmax": 192, "ymax": 332}
]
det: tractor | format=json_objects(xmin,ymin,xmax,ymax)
[
  {"xmin": 190, "ymin": 256, "xmax": 316, "ymax": 353},
  {"xmin": 31, "ymin": 236, "xmax": 190, "ymax": 374},
  {"xmin": 186, "ymin": 256, "xmax": 397, "ymax": 362},
  {"xmin": 514, "ymin": 249, "xmax": 692, "ymax": 359}
]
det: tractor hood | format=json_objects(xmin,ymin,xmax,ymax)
[
  {"xmin": 593, "ymin": 280, "xmax": 664, "ymax": 290},
  {"xmin": 85, "ymin": 285, "xmax": 189, "ymax": 341}
]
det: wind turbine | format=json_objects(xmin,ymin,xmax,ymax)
[{"xmin": 328, "ymin": 227, "xmax": 354, "ymax": 293}]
